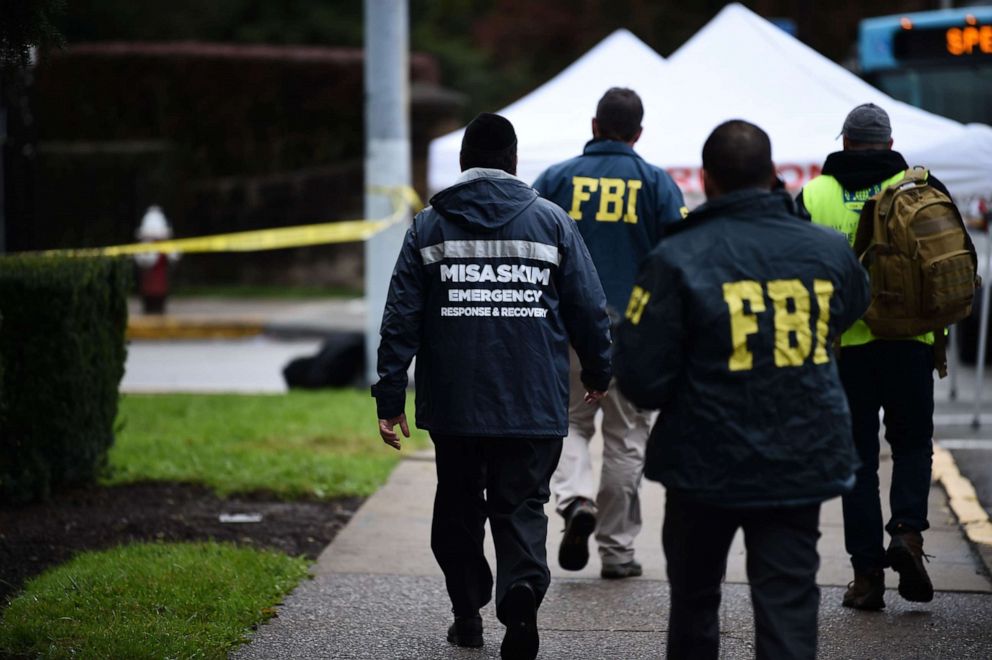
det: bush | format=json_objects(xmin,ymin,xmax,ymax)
[{"xmin": 0, "ymin": 255, "xmax": 129, "ymax": 503}]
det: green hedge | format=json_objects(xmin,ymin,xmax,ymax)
[{"xmin": 0, "ymin": 255, "xmax": 130, "ymax": 503}]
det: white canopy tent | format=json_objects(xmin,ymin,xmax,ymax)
[
  {"xmin": 427, "ymin": 28, "xmax": 671, "ymax": 191},
  {"xmin": 426, "ymin": 2, "xmax": 992, "ymax": 419},
  {"xmin": 656, "ymin": 3, "xmax": 991, "ymax": 204},
  {"xmin": 910, "ymin": 123, "xmax": 992, "ymax": 207},
  {"xmin": 428, "ymin": 3, "xmax": 992, "ymax": 209}
]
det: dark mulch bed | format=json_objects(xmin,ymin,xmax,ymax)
[{"xmin": 0, "ymin": 482, "xmax": 363, "ymax": 608}]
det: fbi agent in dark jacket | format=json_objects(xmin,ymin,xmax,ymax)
[
  {"xmin": 372, "ymin": 113, "xmax": 612, "ymax": 660},
  {"xmin": 533, "ymin": 88, "xmax": 686, "ymax": 579},
  {"xmin": 615, "ymin": 120, "xmax": 870, "ymax": 660}
]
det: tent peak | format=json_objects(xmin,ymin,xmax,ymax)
[
  {"xmin": 715, "ymin": 2, "xmax": 755, "ymax": 19},
  {"xmin": 670, "ymin": 1, "xmax": 840, "ymax": 72},
  {"xmin": 602, "ymin": 27, "xmax": 641, "ymax": 41},
  {"xmin": 590, "ymin": 27, "xmax": 662, "ymax": 58}
]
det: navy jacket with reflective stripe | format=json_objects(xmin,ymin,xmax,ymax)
[
  {"xmin": 372, "ymin": 169, "xmax": 613, "ymax": 438},
  {"xmin": 533, "ymin": 140, "xmax": 685, "ymax": 316}
]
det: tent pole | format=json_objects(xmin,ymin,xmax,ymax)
[
  {"xmin": 973, "ymin": 229, "xmax": 992, "ymax": 429},
  {"xmin": 948, "ymin": 324, "xmax": 958, "ymax": 401}
]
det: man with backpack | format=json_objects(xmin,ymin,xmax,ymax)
[{"xmin": 798, "ymin": 103, "xmax": 978, "ymax": 611}]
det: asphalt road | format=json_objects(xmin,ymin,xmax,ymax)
[
  {"xmin": 121, "ymin": 337, "xmax": 324, "ymax": 393},
  {"xmin": 953, "ymin": 448, "xmax": 992, "ymax": 516},
  {"xmin": 935, "ymin": 354, "xmax": 992, "ymax": 519}
]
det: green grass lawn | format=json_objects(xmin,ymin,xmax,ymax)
[
  {"xmin": 0, "ymin": 391, "xmax": 428, "ymax": 658},
  {"xmin": 108, "ymin": 390, "xmax": 428, "ymax": 498},
  {"xmin": 0, "ymin": 542, "xmax": 308, "ymax": 659}
]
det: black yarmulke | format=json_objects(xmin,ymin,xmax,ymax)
[{"xmin": 462, "ymin": 112, "xmax": 517, "ymax": 153}]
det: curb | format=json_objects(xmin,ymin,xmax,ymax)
[
  {"xmin": 127, "ymin": 317, "xmax": 265, "ymax": 340},
  {"xmin": 933, "ymin": 441, "xmax": 992, "ymax": 579},
  {"xmin": 261, "ymin": 324, "xmax": 345, "ymax": 341}
]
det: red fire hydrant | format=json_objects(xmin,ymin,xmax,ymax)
[{"xmin": 134, "ymin": 206, "xmax": 179, "ymax": 314}]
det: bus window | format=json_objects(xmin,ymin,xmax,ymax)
[{"xmin": 859, "ymin": 7, "xmax": 992, "ymax": 125}]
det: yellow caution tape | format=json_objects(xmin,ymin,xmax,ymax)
[{"xmin": 42, "ymin": 185, "xmax": 424, "ymax": 257}]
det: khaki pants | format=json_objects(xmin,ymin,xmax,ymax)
[{"xmin": 550, "ymin": 350, "xmax": 654, "ymax": 566}]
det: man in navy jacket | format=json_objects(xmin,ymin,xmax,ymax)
[
  {"xmin": 533, "ymin": 88, "xmax": 686, "ymax": 578},
  {"xmin": 616, "ymin": 120, "xmax": 869, "ymax": 659},
  {"xmin": 373, "ymin": 113, "xmax": 612, "ymax": 660}
]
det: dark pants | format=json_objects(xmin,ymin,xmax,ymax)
[
  {"xmin": 430, "ymin": 433, "xmax": 562, "ymax": 624},
  {"xmin": 663, "ymin": 492, "xmax": 821, "ymax": 660},
  {"xmin": 839, "ymin": 341, "xmax": 934, "ymax": 572}
]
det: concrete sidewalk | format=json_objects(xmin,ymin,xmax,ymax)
[
  {"xmin": 236, "ymin": 436, "xmax": 992, "ymax": 659},
  {"xmin": 128, "ymin": 296, "xmax": 992, "ymax": 656}
]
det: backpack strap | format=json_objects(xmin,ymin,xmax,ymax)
[
  {"xmin": 874, "ymin": 167, "xmax": 929, "ymax": 219},
  {"xmin": 853, "ymin": 198, "xmax": 877, "ymax": 258},
  {"xmin": 905, "ymin": 166, "xmax": 929, "ymax": 181},
  {"xmin": 934, "ymin": 331, "xmax": 948, "ymax": 379}
]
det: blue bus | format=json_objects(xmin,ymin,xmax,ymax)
[{"xmin": 859, "ymin": 6, "xmax": 992, "ymax": 124}]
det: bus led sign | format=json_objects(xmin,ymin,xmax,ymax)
[
  {"xmin": 893, "ymin": 21, "xmax": 992, "ymax": 62},
  {"xmin": 946, "ymin": 25, "xmax": 992, "ymax": 56}
]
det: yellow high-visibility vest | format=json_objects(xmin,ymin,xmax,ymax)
[{"xmin": 802, "ymin": 171, "xmax": 934, "ymax": 347}]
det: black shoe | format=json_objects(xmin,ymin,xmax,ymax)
[
  {"xmin": 601, "ymin": 559, "xmax": 642, "ymax": 579},
  {"xmin": 446, "ymin": 613, "xmax": 483, "ymax": 648},
  {"xmin": 500, "ymin": 583, "xmax": 538, "ymax": 660},
  {"xmin": 887, "ymin": 528, "xmax": 934, "ymax": 603},
  {"xmin": 842, "ymin": 569, "xmax": 885, "ymax": 610},
  {"xmin": 559, "ymin": 498, "xmax": 597, "ymax": 571}
]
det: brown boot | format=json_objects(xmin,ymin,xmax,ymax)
[
  {"xmin": 842, "ymin": 569, "xmax": 885, "ymax": 610},
  {"xmin": 886, "ymin": 528, "xmax": 934, "ymax": 603}
]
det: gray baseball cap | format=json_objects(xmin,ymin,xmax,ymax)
[{"xmin": 840, "ymin": 103, "xmax": 892, "ymax": 143}]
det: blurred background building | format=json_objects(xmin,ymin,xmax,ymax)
[{"xmin": 1, "ymin": 0, "xmax": 990, "ymax": 289}]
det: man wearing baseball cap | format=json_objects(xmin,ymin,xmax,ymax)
[{"xmin": 797, "ymin": 103, "xmax": 952, "ymax": 611}]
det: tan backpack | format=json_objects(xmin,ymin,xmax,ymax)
[{"xmin": 853, "ymin": 167, "xmax": 980, "ymax": 376}]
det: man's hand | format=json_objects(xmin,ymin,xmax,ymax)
[
  {"xmin": 584, "ymin": 390, "xmax": 607, "ymax": 404},
  {"xmin": 378, "ymin": 413, "xmax": 410, "ymax": 450}
]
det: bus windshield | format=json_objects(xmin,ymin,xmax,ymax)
[{"xmin": 859, "ymin": 7, "xmax": 992, "ymax": 125}]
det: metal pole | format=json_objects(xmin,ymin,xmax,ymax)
[
  {"xmin": 0, "ymin": 79, "xmax": 6, "ymax": 254},
  {"xmin": 973, "ymin": 229, "xmax": 992, "ymax": 429},
  {"xmin": 363, "ymin": 0, "xmax": 411, "ymax": 385},
  {"xmin": 948, "ymin": 323, "xmax": 959, "ymax": 400}
]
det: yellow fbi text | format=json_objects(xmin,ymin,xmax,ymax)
[
  {"xmin": 568, "ymin": 176, "xmax": 643, "ymax": 223},
  {"xmin": 722, "ymin": 279, "xmax": 834, "ymax": 371},
  {"xmin": 624, "ymin": 285, "xmax": 651, "ymax": 325}
]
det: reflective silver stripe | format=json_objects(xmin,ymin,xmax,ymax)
[{"xmin": 419, "ymin": 240, "xmax": 560, "ymax": 266}]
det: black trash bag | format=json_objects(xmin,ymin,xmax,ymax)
[{"xmin": 283, "ymin": 331, "xmax": 366, "ymax": 388}]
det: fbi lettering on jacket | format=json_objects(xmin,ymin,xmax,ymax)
[
  {"xmin": 568, "ymin": 176, "xmax": 644, "ymax": 223},
  {"xmin": 722, "ymin": 278, "xmax": 835, "ymax": 371}
]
